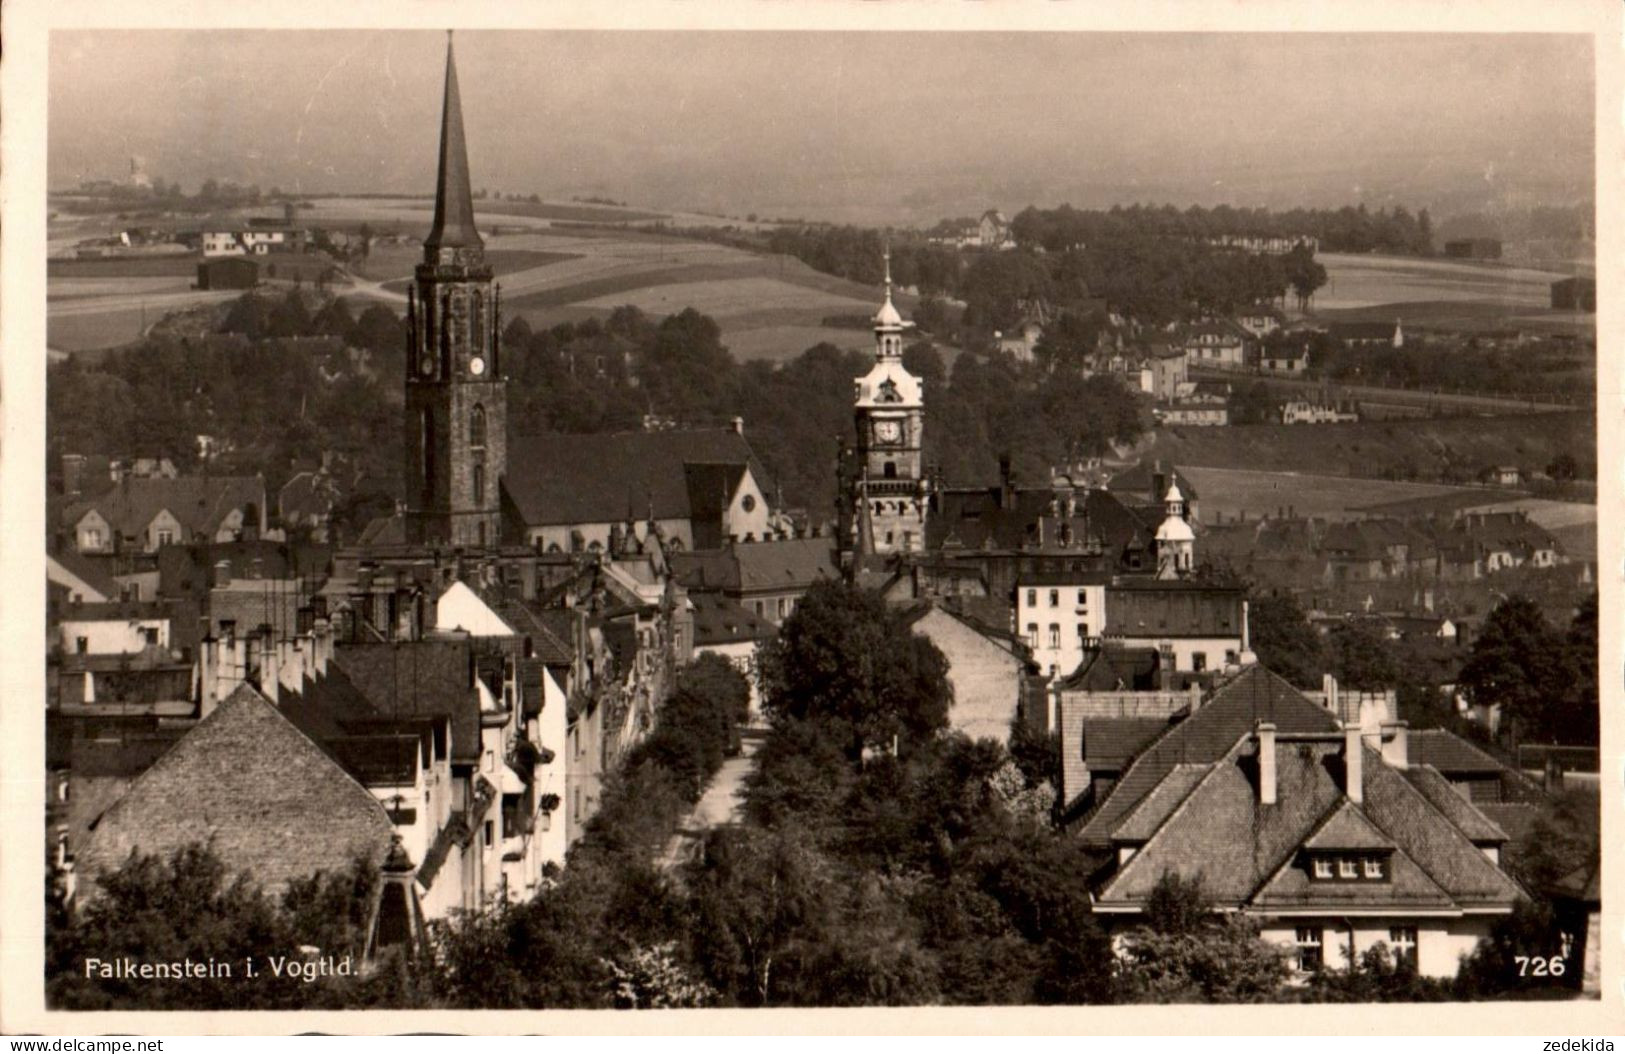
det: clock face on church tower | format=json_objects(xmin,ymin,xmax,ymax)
[
  {"xmin": 874, "ymin": 419, "xmax": 902, "ymax": 444},
  {"xmin": 469, "ymin": 356, "xmax": 486, "ymax": 376}
]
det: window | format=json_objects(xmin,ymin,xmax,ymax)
[
  {"xmin": 1338, "ymin": 858, "xmax": 1359, "ymax": 879},
  {"xmin": 1026, "ymin": 623, "xmax": 1038, "ymax": 647},
  {"xmin": 1026, "ymin": 589, "xmax": 1037, "ymax": 607},
  {"xmin": 1225, "ymin": 649, "xmax": 1238, "ymax": 667},
  {"xmin": 470, "ymin": 404, "xmax": 486, "ymax": 448},
  {"xmin": 1312, "ymin": 857, "xmax": 1334, "ymax": 879},
  {"xmin": 155, "ymin": 528, "xmax": 175, "ymax": 547},
  {"xmin": 142, "ymin": 627, "xmax": 159, "ymax": 647},
  {"xmin": 741, "ymin": 494, "xmax": 757, "ymax": 513},
  {"xmin": 1048, "ymin": 624, "xmax": 1060, "ymax": 649},
  {"xmin": 75, "ymin": 636, "xmax": 88, "ymax": 655},
  {"xmin": 484, "ymin": 820, "xmax": 494, "ymax": 845},
  {"xmin": 1363, "ymin": 856, "xmax": 1387, "ymax": 880},
  {"xmin": 1295, "ymin": 927, "xmax": 1323, "ymax": 972},
  {"xmin": 1192, "ymin": 652, "xmax": 1207, "ymax": 672},
  {"xmin": 777, "ymin": 598, "xmax": 788, "ymax": 619},
  {"xmin": 1078, "ymin": 623, "xmax": 1088, "ymax": 643},
  {"xmin": 1389, "ymin": 926, "xmax": 1417, "ymax": 966},
  {"xmin": 81, "ymin": 527, "xmax": 103, "ymax": 549},
  {"xmin": 883, "ymin": 462, "xmax": 897, "ymax": 479},
  {"xmin": 1077, "ymin": 589, "xmax": 1088, "ymax": 607},
  {"xmin": 1049, "ymin": 589, "xmax": 1060, "ymax": 607},
  {"xmin": 472, "ymin": 463, "xmax": 485, "ymax": 506}
]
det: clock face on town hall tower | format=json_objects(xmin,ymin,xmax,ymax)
[{"xmin": 874, "ymin": 419, "xmax": 902, "ymax": 444}]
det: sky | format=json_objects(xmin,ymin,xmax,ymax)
[{"xmin": 48, "ymin": 30, "xmax": 1595, "ymax": 225}]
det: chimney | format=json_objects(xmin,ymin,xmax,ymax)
[
  {"xmin": 199, "ymin": 636, "xmax": 219, "ymax": 717},
  {"xmin": 1158, "ymin": 642, "xmax": 1175, "ymax": 691},
  {"xmin": 1380, "ymin": 721, "xmax": 1408, "ymax": 768},
  {"xmin": 1258, "ymin": 723, "xmax": 1277, "ymax": 805},
  {"xmin": 730, "ymin": 416, "xmax": 744, "ymax": 435},
  {"xmin": 1322, "ymin": 672, "xmax": 1339, "ymax": 717},
  {"xmin": 998, "ymin": 454, "xmax": 1015, "ymax": 509},
  {"xmin": 1343, "ymin": 723, "xmax": 1363, "ymax": 803},
  {"xmin": 1187, "ymin": 681, "xmax": 1202, "ymax": 713}
]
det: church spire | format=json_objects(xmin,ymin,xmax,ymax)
[{"xmin": 425, "ymin": 31, "xmax": 483, "ymax": 254}]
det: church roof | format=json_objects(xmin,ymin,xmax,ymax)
[
  {"xmin": 424, "ymin": 35, "xmax": 483, "ymax": 253},
  {"xmin": 504, "ymin": 428, "xmax": 768, "ymax": 530}
]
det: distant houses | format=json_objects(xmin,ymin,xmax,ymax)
[{"xmin": 926, "ymin": 209, "xmax": 1015, "ymax": 250}]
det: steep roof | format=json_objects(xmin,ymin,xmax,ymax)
[
  {"xmin": 1409, "ymin": 729, "xmax": 1507, "ymax": 776},
  {"xmin": 423, "ymin": 36, "xmax": 483, "ymax": 253},
  {"xmin": 1080, "ymin": 718, "xmax": 1174, "ymax": 772},
  {"xmin": 1397, "ymin": 765, "xmax": 1509, "ymax": 843},
  {"xmin": 62, "ymin": 475, "xmax": 264, "ymax": 542},
  {"xmin": 1096, "ymin": 736, "xmax": 1523, "ymax": 912},
  {"xmin": 504, "ymin": 429, "xmax": 768, "ymax": 529},
  {"xmin": 1076, "ymin": 664, "xmax": 1338, "ymax": 842},
  {"xmin": 330, "ymin": 640, "xmax": 483, "ymax": 762},
  {"xmin": 928, "ymin": 485, "xmax": 1154, "ymax": 565},
  {"xmin": 77, "ymin": 684, "xmax": 394, "ymax": 899},
  {"xmin": 734, "ymin": 537, "xmax": 839, "ymax": 591},
  {"xmin": 690, "ymin": 591, "xmax": 776, "ymax": 646}
]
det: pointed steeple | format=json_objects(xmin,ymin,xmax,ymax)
[{"xmin": 425, "ymin": 32, "xmax": 483, "ymax": 254}]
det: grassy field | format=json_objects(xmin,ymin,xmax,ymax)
[
  {"xmin": 48, "ymin": 255, "xmax": 197, "ymax": 278},
  {"xmin": 1144, "ymin": 412, "xmax": 1594, "ymax": 484},
  {"xmin": 1178, "ymin": 467, "xmax": 1477, "ymax": 524},
  {"xmin": 47, "ymin": 305, "xmax": 154, "ymax": 351},
  {"xmin": 1312, "ymin": 253, "xmax": 1573, "ymax": 312}
]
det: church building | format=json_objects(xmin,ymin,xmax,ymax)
[{"xmin": 402, "ymin": 35, "xmax": 507, "ymax": 550}]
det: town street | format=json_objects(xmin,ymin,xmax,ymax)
[{"xmin": 657, "ymin": 730, "xmax": 763, "ymax": 872}]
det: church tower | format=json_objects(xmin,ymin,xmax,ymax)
[
  {"xmin": 843, "ymin": 250, "xmax": 929, "ymax": 561},
  {"xmin": 404, "ymin": 34, "xmax": 506, "ymax": 549}
]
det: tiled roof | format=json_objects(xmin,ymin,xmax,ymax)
[
  {"xmin": 49, "ymin": 550, "xmax": 118, "ymax": 601},
  {"xmin": 1112, "ymin": 763, "xmax": 1209, "ymax": 841},
  {"xmin": 1076, "ymin": 664, "xmax": 1339, "ymax": 843},
  {"xmin": 927, "ymin": 486, "xmax": 1154, "ymax": 563},
  {"xmin": 331, "ymin": 641, "xmax": 482, "ymax": 763},
  {"xmin": 1097, "ymin": 736, "xmax": 1523, "ymax": 912},
  {"xmin": 1301, "ymin": 800, "xmax": 1397, "ymax": 850},
  {"xmin": 1062, "ymin": 646, "xmax": 1161, "ymax": 691},
  {"xmin": 1081, "ymin": 718, "xmax": 1172, "ymax": 770},
  {"xmin": 1407, "ymin": 729, "xmax": 1505, "ymax": 775},
  {"xmin": 1397, "ymin": 765, "xmax": 1508, "ymax": 843},
  {"xmin": 683, "ymin": 463, "xmax": 746, "ymax": 549},
  {"xmin": 62, "ymin": 475, "xmax": 264, "ymax": 541},
  {"xmin": 77, "ymin": 684, "xmax": 394, "ymax": 899},
  {"xmin": 495, "ymin": 600, "xmax": 576, "ymax": 666},
  {"xmin": 690, "ymin": 591, "xmax": 776, "ymax": 646},
  {"xmin": 503, "ymin": 429, "xmax": 769, "ymax": 528},
  {"xmin": 734, "ymin": 537, "xmax": 839, "ymax": 591}
]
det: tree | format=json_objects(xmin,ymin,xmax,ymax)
[
  {"xmin": 757, "ymin": 580, "xmax": 952, "ymax": 759},
  {"xmin": 48, "ymin": 844, "xmax": 421, "ymax": 1010},
  {"xmin": 1113, "ymin": 872, "xmax": 1291, "ymax": 1003},
  {"xmin": 1247, "ymin": 594, "xmax": 1325, "ymax": 688},
  {"xmin": 1326, "ymin": 620, "xmax": 1401, "ymax": 690},
  {"xmin": 678, "ymin": 651, "xmax": 753, "ymax": 731},
  {"xmin": 1457, "ymin": 596, "xmax": 1564, "ymax": 745},
  {"xmin": 603, "ymin": 942, "xmax": 719, "ymax": 1008}
]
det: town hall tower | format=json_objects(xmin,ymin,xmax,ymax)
[
  {"xmin": 404, "ymin": 35, "xmax": 506, "ymax": 549},
  {"xmin": 841, "ymin": 251, "xmax": 930, "ymax": 563}
]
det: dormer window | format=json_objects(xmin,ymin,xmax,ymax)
[{"xmin": 1309, "ymin": 851, "xmax": 1391, "ymax": 882}]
